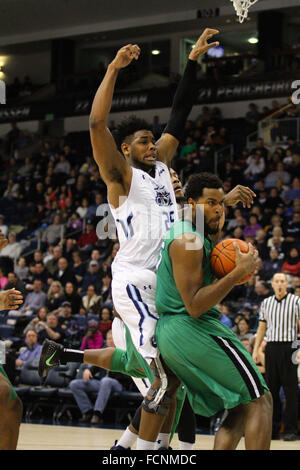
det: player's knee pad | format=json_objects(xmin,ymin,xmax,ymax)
[
  {"xmin": 142, "ymin": 354, "xmax": 170, "ymax": 415},
  {"xmin": 142, "ymin": 387, "xmax": 172, "ymax": 416}
]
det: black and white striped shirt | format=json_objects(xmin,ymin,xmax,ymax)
[{"xmin": 259, "ymin": 294, "xmax": 300, "ymax": 342}]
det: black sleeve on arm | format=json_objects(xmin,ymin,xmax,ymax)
[{"xmin": 163, "ymin": 59, "xmax": 198, "ymax": 141}]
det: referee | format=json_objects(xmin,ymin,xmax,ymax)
[{"xmin": 253, "ymin": 272, "xmax": 300, "ymax": 441}]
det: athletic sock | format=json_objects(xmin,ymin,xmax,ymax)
[
  {"xmin": 155, "ymin": 433, "xmax": 170, "ymax": 449},
  {"xmin": 61, "ymin": 348, "xmax": 84, "ymax": 363},
  {"xmin": 117, "ymin": 427, "xmax": 137, "ymax": 449},
  {"xmin": 179, "ymin": 441, "xmax": 194, "ymax": 450},
  {"xmin": 136, "ymin": 438, "xmax": 156, "ymax": 450}
]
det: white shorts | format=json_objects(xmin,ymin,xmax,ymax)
[
  {"xmin": 111, "ymin": 317, "xmax": 151, "ymax": 397},
  {"xmin": 111, "ymin": 269, "xmax": 158, "ymax": 362}
]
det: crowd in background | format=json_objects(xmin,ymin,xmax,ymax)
[{"xmin": 0, "ymin": 99, "xmax": 299, "ymax": 423}]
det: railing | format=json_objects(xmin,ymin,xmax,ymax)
[
  {"xmin": 258, "ymin": 117, "xmax": 300, "ymax": 146},
  {"xmin": 214, "ymin": 144, "xmax": 234, "ymax": 175}
]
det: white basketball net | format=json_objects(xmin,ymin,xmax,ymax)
[{"xmin": 230, "ymin": 0, "xmax": 259, "ymax": 23}]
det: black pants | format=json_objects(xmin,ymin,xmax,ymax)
[
  {"xmin": 265, "ymin": 342, "xmax": 298, "ymax": 435},
  {"xmin": 177, "ymin": 395, "xmax": 196, "ymax": 444}
]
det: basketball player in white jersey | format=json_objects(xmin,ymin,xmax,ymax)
[{"xmin": 88, "ymin": 32, "xmax": 223, "ymax": 450}]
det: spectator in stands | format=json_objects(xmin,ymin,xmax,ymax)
[
  {"xmin": 31, "ymin": 182, "xmax": 45, "ymax": 205},
  {"xmin": 255, "ymin": 229, "xmax": 269, "ymax": 260},
  {"xmin": 81, "ymin": 260, "xmax": 102, "ymax": 293},
  {"xmin": 3, "ymin": 178, "xmax": 20, "ymax": 199},
  {"xmin": 77, "ymin": 218, "xmax": 98, "ymax": 251},
  {"xmin": 281, "ymin": 248, "xmax": 300, "ymax": 277},
  {"xmin": 46, "ymin": 281, "xmax": 64, "ymax": 311},
  {"xmin": 70, "ymin": 329, "xmax": 127, "ymax": 424},
  {"xmin": 66, "ymin": 213, "xmax": 83, "ymax": 237},
  {"xmin": 252, "ymin": 138, "xmax": 269, "ymax": 161},
  {"xmin": 262, "ymin": 248, "xmax": 284, "ymax": 279},
  {"xmin": 254, "ymin": 281, "xmax": 272, "ymax": 306},
  {"xmin": 37, "ymin": 312, "xmax": 65, "ymax": 345},
  {"xmin": 4, "ymin": 272, "xmax": 25, "ymax": 297},
  {"xmin": 45, "ymin": 245, "xmax": 63, "ymax": 276},
  {"xmin": 86, "ymin": 193, "xmax": 105, "ymax": 219},
  {"xmin": 52, "ymin": 257, "xmax": 77, "ymax": 287},
  {"xmin": 23, "ymin": 306, "xmax": 48, "ymax": 335},
  {"xmin": 264, "ymin": 162, "xmax": 291, "ymax": 189},
  {"xmin": 0, "ymin": 215, "xmax": 8, "ymax": 237},
  {"xmin": 100, "ymin": 269, "xmax": 112, "ymax": 304},
  {"xmin": 61, "ymin": 282, "xmax": 82, "ymax": 314},
  {"xmin": 218, "ymin": 304, "xmax": 232, "ymax": 329},
  {"xmin": 15, "ymin": 257, "xmax": 29, "ymax": 282},
  {"xmin": 76, "ymin": 197, "xmax": 90, "ymax": 219},
  {"xmin": 265, "ymin": 188, "xmax": 284, "ymax": 214},
  {"xmin": 284, "ymin": 211, "xmax": 300, "ymax": 250},
  {"xmin": 42, "ymin": 214, "xmax": 64, "ymax": 245},
  {"xmin": 267, "ymin": 225, "xmax": 285, "ymax": 246},
  {"xmin": 0, "ymin": 268, "xmax": 8, "ymax": 290},
  {"xmin": 245, "ymin": 103, "xmax": 260, "ymax": 128},
  {"xmin": 18, "ymin": 156, "xmax": 34, "ymax": 179},
  {"xmin": 71, "ymin": 251, "xmax": 86, "ymax": 286},
  {"xmin": 283, "ymin": 177, "xmax": 300, "ymax": 202},
  {"xmin": 57, "ymin": 302, "xmax": 74, "ymax": 328},
  {"xmin": 18, "ymin": 279, "xmax": 47, "ymax": 316},
  {"xmin": 98, "ymin": 306, "xmax": 113, "ymax": 340},
  {"xmin": 60, "ymin": 238, "xmax": 77, "ymax": 263},
  {"xmin": 180, "ymin": 138, "xmax": 197, "ymax": 162},
  {"xmin": 232, "ymin": 226, "xmax": 244, "ymax": 241},
  {"xmin": 0, "ymin": 232, "xmax": 22, "ymax": 260},
  {"xmin": 82, "ymin": 284, "xmax": 101, "ymax": 313},
  {"xmin": 80, "ymin": 321, "xmax": 104, "ymax": 351},
  {"xmin": 54, "ymin": 153, "xmax": 71, "ymax": 175},
  {"xmin": 234, "ymin": 317, "xmax": 254, "ymax": 342},
  {"xmin": 244, "ymin": 153, "xmax": 265, "ymax": 182},
  {"xmin": 243, "ymin": 214, "xmax": 262, "ymax": 238},
  {"xmin": 240, "ymin": 337, "xmax": 253, "ymax": 354},
  {"xmin": 32, "ymin": 261, "xmax": 50, "ymax": 288},
  {"xmin": 15, "ymin": 329, "xmax": 42, "ymax": 370}
]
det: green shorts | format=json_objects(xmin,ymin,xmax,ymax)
[
  {"xmin": 110, "ymin": 325, "xmax": 154, "ymax": 382},
  {"xmin": 110, "ymin": 324, "xmax": 186, "ymax": 438},
  {"xmin": 156, "ymin": 313, "xmax": 268, "ymax": 417},
  {"xmin": 0, "ymin": 364, "xmax": 18, "ymax": 401}
]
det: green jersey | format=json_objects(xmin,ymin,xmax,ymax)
[{"xmin": 156, "ymin": 219, "xmax": 220, "ymax": 319}]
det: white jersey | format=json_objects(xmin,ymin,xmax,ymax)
[{"xmin": 109, "ymin": 161, "xmax": 178, "ymax": 275}]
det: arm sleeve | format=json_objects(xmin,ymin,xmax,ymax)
[{"xmin": 163, "ymin": 59, "xmax": 198, "ymax": 141}]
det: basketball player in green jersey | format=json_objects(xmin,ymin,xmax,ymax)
[
  {"xmin": 0, "ymin": 231, "xmax": 24, "ymax": 449},
  {"xmin": 155, "ymin": 173, "xmax": 273, "ymax": 450}
]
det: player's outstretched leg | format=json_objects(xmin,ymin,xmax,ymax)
[
  {"xmin": 0, "ymin": 373, "xmax": 23, "ymax": 450},
  {"xmin": 38, "ymin": 339, "xmax": 116, "ymax": 378}
]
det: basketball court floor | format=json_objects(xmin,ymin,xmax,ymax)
[{"xmin": 17, "ymin": 423, "xmax": 299, "ymax": 450}]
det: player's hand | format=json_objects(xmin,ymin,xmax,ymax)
[
  {"xmin": 0, "ymin": 230, "xmax": 8, "ymax": 251},
  {"xmin": 189, "ymin": 29, "xmax": 220, "ymax": 60},
  {"xmin": 234, "ymin": 242, "xmax": 259, "ymax": 277},
  {"xmin": 0, "ymin": 289, "xmax": 23, "ymax": 311},
  {"xmin": 223, "ymin": 185, "xmax": 256, "ymax": 208},
  {"xmin": 111, "ymin": 44, "xmax": 140, "ymax": 70}
]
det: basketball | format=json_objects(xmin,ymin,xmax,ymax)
[{"xmin": 211, "ymin": 238, "xmax": 254, "ymax": 285}]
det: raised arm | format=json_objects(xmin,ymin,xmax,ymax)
[
  {"xmin": 169, "ymin": 235, "xmax": 258, "ymax": 318},
  {"xmin": 89, "ymin": 45, "xmax": 140, "ymax": 207},
  {"xmin": 156, "ymin": 29, "xmax": 220, "ymax": 164}
]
